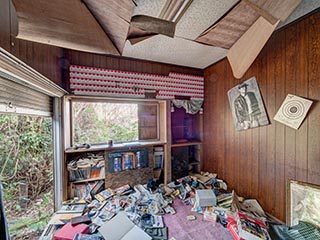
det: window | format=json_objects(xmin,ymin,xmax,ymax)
[{"xmin": 68, "ymin": 97, "xmax": 159, "ymax": 145}]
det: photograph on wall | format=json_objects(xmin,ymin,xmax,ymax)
[
  {"xmin": 228, "ymin": 77, "xmax": 269, "ymax": 131},
  {"xmin": 287, "ymin": 180, "xmax": 320, "ymax": 228},
  {"xmin": 274, "ymin": 94, "xmax": 313, "ymax": 130}
]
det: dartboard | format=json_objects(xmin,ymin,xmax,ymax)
[{"xmin": 281, "ymin": 100, "xmax": 305, "ymax": 120}]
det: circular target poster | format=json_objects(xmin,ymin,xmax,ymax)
[{"xmin": 274, "ymin": 94, "xmax": 313, "ymax": 129}]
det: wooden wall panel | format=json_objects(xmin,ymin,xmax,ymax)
[
  {"xmin": 308, "ymin": 11, "xmax": 320, "ymax": 184},
  {"xmin": 0, "ymin": 0, "xmax": 64, "ymax": 88},
  {"xmin": 273, "ymin": 29, "xmax": 286, "ymax": 221},
  {"xmin": 204, "ymin": 9, "xmax": 320, "ymax": 222},
  {"xmin": 65, "ymin": 50, "xmax": 202, "ymax": 79},
  {"xmin": 0, "ymin": 0, "xmax": 11, "ymax": 51}
]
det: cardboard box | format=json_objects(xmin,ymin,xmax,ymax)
[
  {"xmin": 99, "ymin": 212, "xmax": 152, "ymax": 240},
  {"xmin": 53, "ymin": 222, "xmax": 89, "ymax": 240},
  {"xmin": 195, "ymin": 189, "xmax": 216, "ymax": 207}
]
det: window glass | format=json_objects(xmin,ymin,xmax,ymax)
[{"xmin": 71, "ymin": 100, "xmax": 158, "ymax": 145}]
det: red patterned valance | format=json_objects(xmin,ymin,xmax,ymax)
[{"xmin": 69, "ymin": 65, "xmax": 204, "ymax": 100}]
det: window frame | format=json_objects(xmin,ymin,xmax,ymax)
[{"xmin": 64, "ymin": 95, "xmax": 162, "ymax": 147}]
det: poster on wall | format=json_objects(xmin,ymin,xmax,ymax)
[
  {"xmin": 274, "ymin": 94, "xmax": 313, "ymax": 130},
  {"xmin": 228, "ymin": 77, "xmax": 269, "ymax": 131}
]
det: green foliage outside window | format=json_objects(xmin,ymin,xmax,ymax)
[
  {"xmin": 0, "ymin": 114, "xmax": 53, "ymax": 239},
  {"xmin": 72, "ymin": 102, "xmax": 139, "ymax": 145}
]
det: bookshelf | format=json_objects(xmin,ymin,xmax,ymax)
[
  {"xmin": 170, "ymin": 106, "xmax": 203, "ymax": 180},
  {"xmin": 63, "ymin": 142, "xmax": 166, "ymax": 200}
]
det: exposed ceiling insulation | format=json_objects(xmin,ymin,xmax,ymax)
[{"xmin": 11, "ymin": 0, "xmax": 320, "ymax": 71}]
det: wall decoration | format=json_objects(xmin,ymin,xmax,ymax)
[
  {"xmin": 274, "ymin": 94, "xmax": 313, "ymax": 130},
  {"xmin": 287, "ymin": 180, "xmax": 320, "ymax": 228},
  {"xmin": 228, "ymin": 77, "xmax": 269, "ymax": 131},
  {"xmin": 69, "ymin": 65, "xmax": 203, "ymax": 100}
]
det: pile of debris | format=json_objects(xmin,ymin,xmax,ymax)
[{"xmin": 41, "ymin": 172, "xmax": 274, "ymax": 240}]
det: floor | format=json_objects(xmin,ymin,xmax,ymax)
[{"xmin": 163, "ymin": 199, "xmax": 233, "ymax": 240}]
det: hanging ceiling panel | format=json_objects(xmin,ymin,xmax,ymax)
[
  {"xmin": 12, "ymin": 0, "xmax": 119, "ymax": 55},
  {"xmin": 83, "ymin": 0, "xmax": 135, "ymax": 53}
]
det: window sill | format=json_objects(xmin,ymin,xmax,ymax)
[{"xmin": 65, "ymin": 141, "xmax": 167, "ymax": 153}]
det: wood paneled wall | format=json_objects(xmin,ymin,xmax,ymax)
[{"xmin": 203, "ymin": 10, "xmax": 320, "ymax": 222}]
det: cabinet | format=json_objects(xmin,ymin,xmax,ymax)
[
  {"xmin": 63, "ymin": 142, "xmax": 165, "ymax": 200},
  {"xmin": 170, "ymin": 106, "xmax": 203, "ymax": 180}
]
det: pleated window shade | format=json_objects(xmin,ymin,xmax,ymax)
[{"xmin": 0, "ymin": 75, "xmax": 53, "ymax": 117}]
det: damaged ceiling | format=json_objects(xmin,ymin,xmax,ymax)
[{"xmin": 11, "ymin": 0, "xmax": 320, "ymax": 77}]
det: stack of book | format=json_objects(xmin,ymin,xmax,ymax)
[
  {"xmin": 67, "ymin": 154, "xmax": 105, "ymax": 182},
  {"xmin": 236, "ymin": 212, "xmax": 270, "ymax": 240}
]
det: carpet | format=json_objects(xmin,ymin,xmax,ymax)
[{"xmin": 163, "ymin": 200, "xmax": 233, "ymax": 240}]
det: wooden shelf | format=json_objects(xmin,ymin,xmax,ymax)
[
  {"xmin": 171, "ymin": 141, "xmax": 202, "ymax": 148},
  {"xmin": 188, "ymin": 161, "xmax": 200, "ymax": 166},
  {"xmin": 69, "ymin": 177, "xmax": 105, "ymax": 184}
]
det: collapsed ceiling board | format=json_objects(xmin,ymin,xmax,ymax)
[
  {"xmin": 123, "ymin": 35, "xmax": 227, "ymax": 69},
  {"xmin": 244, "ymin": 0, "xmax": 302, "ymax": 24},
  {"xmin": 175, "ymin": 0, "xmax": 239, "ymax": 40},
  {"xmin": 83, "ymin": 0, "xmax": 135, "ymax": 53},
  {"xmin": 159, "ymin": 0, "xmax": 186, "ymax": 21},
  {"xmin": 227, "ymin": 16, "xmax": 279, "ymax": 79},
  {"xmin": 130, "ymin": 15, "xmax": 176, "ymax": 38},
  {"xmin": 12, "ymin": 0, "xmax": 119, "ymax": 55},
  {"xmin": 196, "ymin": 1, "xmax": 260, "ymax": 49},
  {"xmin": 127, "ymin": 26, "xmax": 157, "ymax": 45}
]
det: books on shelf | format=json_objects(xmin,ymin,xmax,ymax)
[{"xmin": 67, "ymin": 153, "xmax": 105, "ymax": 182}]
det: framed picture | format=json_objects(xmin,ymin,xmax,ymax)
[
  {"xmin": 228, "ymin": 77, "xmax": 269, "ymax": 131},
  {"xmin": 287, "ymin": 180, "xmax": 320, "ymax": 228}
]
